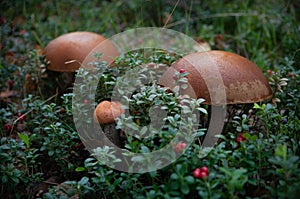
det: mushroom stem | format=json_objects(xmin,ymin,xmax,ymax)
[{"xmin": 102, "ymin": 123, "xmax": 122, "ymax": 147}]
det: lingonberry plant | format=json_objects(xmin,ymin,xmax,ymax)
[{"xmin": 1, "ymin": 1, "xmax": 300, "ymax": 198}]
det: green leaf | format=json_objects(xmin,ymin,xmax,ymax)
[
  {"xmin": 170, "ymin": 173, "xmax": 179, "ymax": 180},
  {"xmin": 48, "ymin": 150, "xmax": 54, "ymax": 156},
  {"xmin": 197, "ymin": 107, "xmax": 208, "ymax": 114},
  {"xmin": 140, "ymin": 126, "xmax": 147, "ymax": 136},
  {"xmin": 253, "ymin": 103, "xmax": 263, "ymax": 110},
  {"xmin": 75, "ymin": 167, "xmax": 86, "ymax": 172},
  {"xmin": 184, "ymin": 176, "xmax": 195, "ymax": 184},
  {"xmin": 43, "ymin": 193, "xmax": 55, "ymax": 199},
  {"xmin": 17, "ymin": 132, "xmax": 30, "ymax": 148},
  {"xmin": 197, "ymin": 98, "xmax": 206, "ymax": 104},
  {"xmin": 131, "ymin": 155, "xmax": 145, "ymax": 162},
  {"xmin": 78, "ymin": 176, "xmax": 89, "ymax": 185},
  {"xmin": 11, "ymin": 176, "xmax": 20, "ymax": 184},
  {"xmin": 170, "ymin": 181, "xmax": 179, "ymax": 190},
  {"xmin": 141, "ymin": 145, "xmax": 150, "ymax": 153},
  {"xmin": 181, "ymin": 182, "xmax": 190, "ymax": 195},
  {"xmin": 1, "ymin": 175, "xmax": 8, "ymax": 183},
  {"xmin": 275, "ymin": 144, "xmax": 287, "ymax": 161}
]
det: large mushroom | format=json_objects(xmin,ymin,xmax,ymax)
[
  {"xmin": 43, "ymin": 31, "xmax": 119, "ymax": 90},
  {"xmin": 158, "ymin": 50, "xmax": 273, "ymax": 147},
  {"xmin": 93, "ymin": 100, "xmax": 125, "ymax": 147},
  {"xmin": 158, "ymin": 50, "xmax": 273, "ymax": 105}
]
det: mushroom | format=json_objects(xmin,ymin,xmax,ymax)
[
  {"xmin": 43, "ymin": 31, "xmax": 119, "ymax": 90},
  {"xmin": 158, "ymin": 50, "xmax": 273, "ymax": 105},
  {"xmin": 93, "ymin": 100, "xmax": 125, "ymax": 147},
  {"xmin": 43, "ymin": 31, "xmax": 119, "ymax": 72},
  {"xmin": 158, "ymin": 50, "xmax": 273, "ymax": 147}
]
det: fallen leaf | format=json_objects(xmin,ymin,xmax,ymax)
[{"xmin": 0, "ymin": 90, "xmax": 18, "ymax": 98}]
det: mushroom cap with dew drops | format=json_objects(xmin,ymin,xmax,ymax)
[
  {"xmin": 43, "ymin": 31, "xmax": 119, "ymax": 72},
  {"xmin": 93, "ymin": 101, "xmax": 125, "ymax": 125},
  {"xmin": 158, "ymin": 50, "xmax": 273, "ymax": 105}
]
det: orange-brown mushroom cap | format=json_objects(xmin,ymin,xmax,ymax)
[
  {"xmin": 43, "ymin": 31, "xmax": 119, "ymax": 72},
  {"xmin": 93, "ymin": 101, "xmax": 125, "ymax": 125},
  {"xmin": 158, "ymin": 50, "xmax": 273, "ymax": 105}
]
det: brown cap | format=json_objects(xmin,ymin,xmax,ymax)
[
  {"xmin": 158, "ymin": 50, "xmax": 273, "ymax": 105},
  {"xmin": 43, "ymin": 31, "xmax": 119, "ymax": 72},
  {"xmin": 93, "ymin": 101, "xmax": 125, "ymax": 125}
]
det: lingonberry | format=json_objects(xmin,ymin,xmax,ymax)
[
  {"xmin": 8, "ymin": 80, "xmax": 14, "ymax": 88},
  {"xmin": 194, "ymin": 167, "xmax": 209, "ymax": 179},
  {"xmin": 215, "ymin": 34, "xmax": 223, "ymax": 41},
  {"xmin": 174, "ymin": 142, "xmax": 187, "ymax": 153},
  {"xmin": 200, "ymin": 166, "xmax": 209, "ymax": 174},
  {"xmin": 179, "ymin": 69, "xmax": 185, "ymax": 73},
  {"xmin": 199, "ymin": 171, "xmax": 208, "ymax": 179},
  {"xmin": 17, "ymin": 112, "xmax": 25, "ymax": 122},
  {"xmin": 237, "ymin": 133, "xmax": 246, "ymax": 141},
  {"xmin": 83, "ymin": 99, "xmax": 89, "ymax": 104},
  {"xmin": 266, "ymin": 69, "xmax": 274, "ymax": 75},
  {"xmin": 148, "ymin": 62, "xmax": 156, "ymax": 68},
  {"xmin": 3, "ymin": 124, "xmax": 12, "ymax": 131},
  {"xmin": 193, "ymin": 168, "xmax": 201, "ymax": 178},
  {"xmin": 0, "ymin": 16, "xmax": 6, "ymax": 25},
  {"xmin": 236, "ymin": 133, "xmax": 246, "ymax": 148}
]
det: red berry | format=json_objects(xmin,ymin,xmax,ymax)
[
  {"xmin": 215, "ymin": 34, "xmax": 222, "ymax": 41},
  {"xmin": 194, "ymin": 168, "xmax": 209, "ymax": 179},
  {"xmin": 288, "ymin": 73, "xmax": 294, "ymax": 78},
  {"xmin": 20, "ymin": 29, "xmax": 27, "ymax": 35},
  {"xmin": 179, "ymin": 69, "xmax": 185, "ymax": 73},
  {"xmin": 266, "ymin": 69, "xmax": 274, "ymax": 75},
  {"xmin": 0, "ymin": 16, "xmax": 6, "ymax": 25},
  {"xmin": 174, "ymin": 145, "xmax": 180, "ymax": 152},
  {"xmin": 8, "ymin": 80, "xmax": 14, "ymax": 87},
  {"xmin": 133, "ymin": 110, "xmax": 141, "ymax": 115},
  {"xmin": 138, "ymin": 39, "xmax": 144, "ymax": 44},
  {"xmin": 238, "ymin": 133, "xmax": 246, "ymax": 141},
  {"xmin": 180, "ymin": 142, "xmax": 187, "ymax": 148},
  {"xmin": 236, "ymin": 133, "xmax": 246, "ymax": 148},
  {"xmin": 17, "ymin": 113, "xmax": 25, "ymax": 122},
  {"xmin": 3, "ymin": 124, "xmax": 12, "ymax": 131},
  {"xmin": 148, "ymin": 62, "xmax": 155, "ymax": 68},
  {"xmin": 236, "ymin": 136, "xmax": 243, "ymax": 143},
  {"xmin": 193, "ymin": 168, "xmax": 201, "ymax": 178},
  {"xmin": 83, "ymin": 99, "xmax": 89, "ymax": 104},
  {"xmin": 200, "ymin": 166, "xmax": 209, "ymax": 174},
  {"xmin": 174, "ymin": 142, "xmax": 187, "ymax": 153},
  {"xmin": 199, "ymin": 171, "xmax": 208, "ymax": 179}
]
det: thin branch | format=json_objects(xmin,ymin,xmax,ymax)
[
  {"xmin": 163, "ymin": 0, "xmax": 181, "ymax": 28},
  {"xmin": 10, "ymin": 90, "xmax": 59, "ymax": 135}
]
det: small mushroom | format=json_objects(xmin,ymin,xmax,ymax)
[
  {"xmin": 93, "ymin": 100, "xmax": 125, "ymax": 147},
  {"xmin": 158, "ymin": 50, "xmax": 273, "ymax": 105}
]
